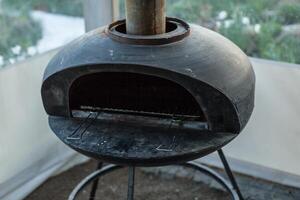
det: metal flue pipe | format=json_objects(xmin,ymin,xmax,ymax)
[{"xmin": 125, "ymin": 0, "xmax": 166, "ymax": 35}]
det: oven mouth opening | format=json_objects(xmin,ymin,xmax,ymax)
[{"xmin": 69, "ymin": 72, "xmax": 207, "ymax": 127}]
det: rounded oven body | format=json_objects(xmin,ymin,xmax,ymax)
[{"xmin": 41, "ymin": 19, "xmax": 255, "ymax": 166}]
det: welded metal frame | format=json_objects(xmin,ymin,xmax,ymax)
[{"xmin": 68, "ymin": 149, "xmax": 244, "ymax": 200}]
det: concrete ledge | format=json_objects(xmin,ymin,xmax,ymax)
[{"xmin": 199, "ymin": 153, "xmax": 300, "ymax": 189}]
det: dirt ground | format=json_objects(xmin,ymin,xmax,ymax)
[
  {"xmin": 25, "ymin": 159, "xmax": 300, "ymax": 200},
  {"xmin": 25, "ymin": 160, "xmax": 229, "ymax": 200}
]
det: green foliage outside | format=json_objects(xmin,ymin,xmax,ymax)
[
  {"xmin": 166, "ymin": 0, "xmax": 300, "ymax": 64},
  {"xmin": 0, "ymin": 11, "xmax": 42, "ymax": 67},
  {"xmin": 2, "ymin": 0, "xmax": 83, "ymax": 17},
  {"xmin": 0, "ymin": 0, "xmax": 84, "ymax": 68},
  {"xmin": 278, "ymin": 4, "xmax": 300, "ymax": 24}
]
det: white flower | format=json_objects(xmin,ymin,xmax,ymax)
[
  {"xmin": 9, "ymin": 58, "xmax": 16, "ymax": 64},
  {"xmin": 27, "ymin": 46, "xmax": 37, "ymax": 56},
  {"xmin": 254, "ymin": 24, "xmax": 261, "ymax": 33},
  {"xmin": 224, "ymin": 20, "xmax": 234, "ymax": 28},
  {"xmin": 218, "ymin": 11, "xmax": 228, "ymax": 20},
  {"xmin": 216, "ymin": 21, "xmax": 222, "ymax": 28},
  {"xmin": 242, "ymin": 17, "xmax": 250, "ymax": 25},
  {"xmin": 11, "ymin": 45, "xmax": 21, "ymax": 55},
  {"xmin": 0, "ymin": 55, "xmax": 4, "ymax": 66}
]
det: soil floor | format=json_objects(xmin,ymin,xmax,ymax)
[{"xmin": 25, "ymin": 160, "xmax": 300, "ymax": 200}]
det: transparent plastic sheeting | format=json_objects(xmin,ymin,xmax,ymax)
[{"xmin": 1, "ymin": 51, "xmax": 300, "ymax": 200}]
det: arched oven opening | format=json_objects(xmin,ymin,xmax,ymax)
[{"xmin": 69, "ymin": 72, "xmax": 208, "ymax": 130}]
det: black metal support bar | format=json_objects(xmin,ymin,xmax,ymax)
[
  {"xmin": 218, "ymin": 149, "xmax": 244, "ymax": 200},
  {"xmin": 69, "ymin": 158, "xmax": 242, "ymax": 200},
  {"xmin": 180, "ymin": 161, "xmax": 239, "ymax": 200},
  {"xmin": 127, "ymin": 166, "xmax": 136, "ymax": 200},
  {"xmin": 68, "ymin": 165, "xmax": 123, "ymax": 200},
  {"xmin": 88, "ymin": 162, "xmax": 103, "ymax": 200}
]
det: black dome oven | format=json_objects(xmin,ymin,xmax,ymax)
[{"xmin": 41, "ymin": 3, "xmax": 255, "ymax": 167}]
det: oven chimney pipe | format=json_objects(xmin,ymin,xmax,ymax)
[{"xmin": 125, "ymin": 0, "xmax": 166, "ymax": 35}]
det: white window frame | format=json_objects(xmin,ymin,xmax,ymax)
[{"xmin": 83, "ymin": 0, "xmax": 119, "ymax": 31}]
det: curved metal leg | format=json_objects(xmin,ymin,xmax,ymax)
[
  {"xmin": 69, "ymin": 161, "xmax": 242, "ymax": 200},
  {"xmin": 218, "ymin": 149, "xmax": 244, "ymax": 200},
  {"xmin": 179, "ymin": 161, "xmax": 240, "ymax": 200},
  {"xmin": 68, "ymin": 165, "xmax": 124, "ymax": 200},
  {"xmin": 88, "ymin": 162, "xmax": 103, "ymax": 200}
]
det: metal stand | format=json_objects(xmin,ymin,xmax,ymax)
[
  {"xmin": 88, "ymin": 162, "xmax": 103, "ymax": 200},
  {"xmin": 218, "ymin": 150, "xmax": 244, "ymax": 199},
  {"xmin": 69, "ymin": 149, "xmax": 243, "ymax": 200},
  {"xmin": 127, "ymin": 166, "xmax": 135, "ymax": 200}
]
